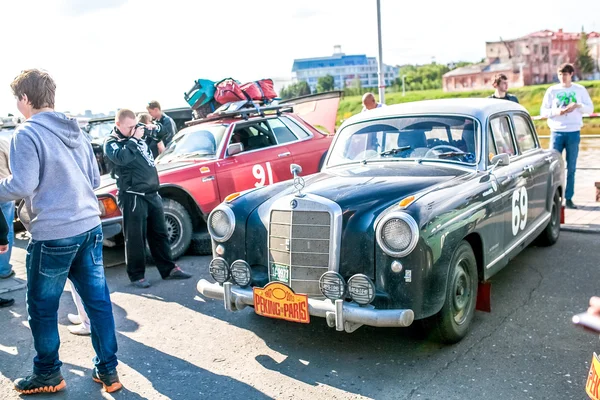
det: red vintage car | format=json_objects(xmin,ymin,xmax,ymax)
[{"xmin": 95, "ymin": 99, "xmax": 338, "ymax": 258}]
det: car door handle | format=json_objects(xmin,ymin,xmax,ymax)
[
  {"xmin": 278, "ymin": 152, "xmax": 291, "ymax": 158},
  {"xmin": 545, "ymin": 156, "xmax": 553, "ymax": 163},
  {"xmin": 523, "ymin": 165, "xmax": 534, "ymax": 173},
  {"xmin": 202, "ymin": 176, "xmax": 215, "ymax": 182}
]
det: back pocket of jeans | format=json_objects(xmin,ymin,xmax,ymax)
[
  {"xmin": 92, "ymin": 233, "xmax": 104, "ymax": 266},
  {"xmin": 40, "ymin": 243, "xmax": 80, "ymax": 278}
]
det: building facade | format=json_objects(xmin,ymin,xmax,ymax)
[
  {"xmin": 292, "ymin": 46, "xmax": 399, "ymax": 93},
  {"xmin": 443, "ymin": 29, "xmax": 600, "ymax": 92}
]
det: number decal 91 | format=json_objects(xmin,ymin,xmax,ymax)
[
  {"xmin": 253, "ymin": 162, "xmax": 274, "ymax": 188},
  {"xmin": 511, "ymin": 187, "xmax": 528, "ymax": 236}
]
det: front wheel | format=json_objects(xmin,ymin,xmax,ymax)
[
  {"xmin": 162, "ymin": 198, "xmax": 193, "ymax": 260},
  {"xmin": 428, "ymin": 241, "xmax": 478, "ymax": 344}
]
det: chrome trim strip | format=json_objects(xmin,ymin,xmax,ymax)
[{"xmin": 485, "ymin": 212, "xmax": 551, "ymax": 270}]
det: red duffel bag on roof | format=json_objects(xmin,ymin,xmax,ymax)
[
  {"xmin": 241, "ymin": 79, "xmax": 277, "ymax": 101},
  {"xmin": 214, "ymin": 78, "xmax": 247, "ymax": 104}
]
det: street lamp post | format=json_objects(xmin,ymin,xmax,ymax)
[
  {"xmin": 401, "ymin": 74, "xmax": 407, "ymax": 96},
  {"xmin": 376, "ymin": 0, "xmax": 385, "ymax": 104}
]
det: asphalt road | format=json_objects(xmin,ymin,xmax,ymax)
[{"xmin": 0, "ymin": 230, "xmax": 598, "ymax": 400}]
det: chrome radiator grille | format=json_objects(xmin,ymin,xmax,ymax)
[{"xmin": 269, "ymin": 210, "xmax": 331, "ymax": 297}]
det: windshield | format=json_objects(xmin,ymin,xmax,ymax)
[
  {"xmin": 156, "ymin": 124, "xmax": 228, "ymax": 162},
  {"xmin": 87, "ymin": 121, "xmax": 114, "ymax": 141},
  {"xmin": 327, "ymin": 116, "xmax": 478, "ymax": 167},
  {"xmin": 0, "ymin": 128, "xmax": 15, "ymax": 142}
]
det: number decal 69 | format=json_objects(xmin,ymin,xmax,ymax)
[{"xmin": 511, "ymin": 187, "xmax": 528, "ymax": 236}]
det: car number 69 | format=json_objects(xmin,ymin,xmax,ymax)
[{"xmin": 511, "ymin": 186, "xmax": 528, "ymax": 236}]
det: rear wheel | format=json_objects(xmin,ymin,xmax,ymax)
[
  {"xmin": 428, "ymin": 241, "xmax": 478, "ymax": 344},
  {"xmin": 535, "ymin": 190, "xmax": 560, "ymax": 247}
]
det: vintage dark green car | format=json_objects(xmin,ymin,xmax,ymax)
[{"xmin": 197, "ymin": 99, "xmax": 565, "ymax": 343}]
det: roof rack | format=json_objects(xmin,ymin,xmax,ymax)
[{"xmin": 185, "ymin": 100, "xmax": 293, "ymax": 127}]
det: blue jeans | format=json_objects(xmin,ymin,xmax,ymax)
[
  {"xmin": 25, "ymin": 225, "xmax": 118, "ymax": 375},
  {"xmin": 0, "ymin": 201, "xmax": 14, "ymax": 277},
  {"xmin": 551, "ymin": 131, "xmax": 580, "ymax": 200}
]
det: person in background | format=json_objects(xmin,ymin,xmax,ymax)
[
  {"xmin": 540, "ymin": 63, "xmax": 594, "ymax": 209},
  {"xmin": 488, "ymin": 73, "xmax": 519, "ymax": 103},
  {"xmin": 0, "ymin": 138, "xmax": 14, "ymax": 282},
  {"xmin": 146, "ymin": 101, "xmax": 177, "ymax": 148},
  {"xmin": 65, "ymin": 279, "xmax": 91, "ymax": 336},
  {"xmin": 361, "ymin": 92, "xmax": 384, "ymax": 112},
  {"xmin": 138, "ymin": 112, "xmax": 164, "ymax": 159}
]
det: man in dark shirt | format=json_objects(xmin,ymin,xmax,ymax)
[
  {"xmin": 104, "ymin": 109, "xmax": 191, "ymax": 288},
  {"xmin": 488, "ymin": 73, "xmax": 519, "ymax": 103},
  {"xmin": 146, "ymin": 100, "xmax": 177, "ymax": 149}
]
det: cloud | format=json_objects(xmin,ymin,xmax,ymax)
[{"xmin": 59, "ymin": 0, "xmax": 129, "ymax": 16}]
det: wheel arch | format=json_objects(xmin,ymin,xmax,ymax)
[
  {"xmin": 158, "ymin": 185, "xmax": 207, "ymax": 233},
  {"xmin": 463, "ymin": 232, "xmax": 484, "ymax": 283}
]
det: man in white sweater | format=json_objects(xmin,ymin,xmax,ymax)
[{"xmin": 540, "ymin": 63, "xmax": 594, "ymax": 209}]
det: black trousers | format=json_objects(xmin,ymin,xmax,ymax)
[{"xmin": 119, "ymin": 192, "xmax": 175, "ymax": 281}]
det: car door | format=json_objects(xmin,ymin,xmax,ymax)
[
  {"xmin": 275, "ymin": 116, "xmax": 327, "ymax": 174},
  {"xmin": 215, "ymin": 120, "xmax": 294, "ymax": 199},
  {"xmin": 488, "ymin": 114, "xmax": 534, "ymax": 254},
  {"xmin": 511, "ymin": 113, "xmax": 548, "ymax": 222}
]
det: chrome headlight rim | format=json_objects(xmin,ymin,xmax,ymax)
[
  {"xmin": 230, "ymin": 259, "xmax": 252, "ymax": 287},
  {"xmin": 207, "ymin": 205, "xmax": 236, "ymax": 243},
  {"xmin": 376, "ymin": 211, "xmax": 419, "ymax": 258},
  {"xmin": 209, "ymin": 257, "xmax": 230, "ymax": 284},
  {"xmin": 347, "ymin": 273, "xmax": 376, "ymax": 305},
  {"xmin": 319, "ymin": 271, "xmax": 346, "ymax": 300}
]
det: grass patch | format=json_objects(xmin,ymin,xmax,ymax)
[{"xmin": 337, "ymin": 81, "xmax": 600, "ymax": 127}]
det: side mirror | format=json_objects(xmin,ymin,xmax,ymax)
[
  {"xmin": 227, "ymin": 143, "xmax": 244, "ymax": 156},
  {"xmin": 290, "ymin": 163, "xmax": 303, "ymax": 176},
  {"xmin": 490, "ymin": 153, "xmax": 510, "ymax": 167}
]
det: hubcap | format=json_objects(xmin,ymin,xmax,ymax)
[
  {"xmin": 550, "ymin": 201, "xmax": 559, "ymax": 236},
  {"xmin": 164, "ymin": 213, "xmax": 182, "ymax": 248},
  {"xmin": 452, "ymin": 259, "xmax": 472, "ymax": 325}
]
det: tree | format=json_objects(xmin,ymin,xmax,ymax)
[
  {"xmin": 576, "ymin": 30, "xmax": 595, "ymax": 78},
  {"xmin": 279, "ymin": 81, "xmax": 311, "ymax": 100},
  {"xmin": 316, "ymin": 75, "xmax": 335, "ymax": 93}
]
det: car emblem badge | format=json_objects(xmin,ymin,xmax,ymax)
[{"xmin": 290, "ymin": 199, "xmax": 298, "ymax": 209}]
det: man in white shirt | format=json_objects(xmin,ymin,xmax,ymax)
[
  {"xmin": 540, "ymin": 63, "xmax": 594, "ymax": 209},
  {"xmin": 362, "ymin": 92, "xmax": 385, "ymax": 112}
]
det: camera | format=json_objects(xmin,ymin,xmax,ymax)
[{"xmin": 136, "ymin": 123, "xmax": 159, "ymax": 140}]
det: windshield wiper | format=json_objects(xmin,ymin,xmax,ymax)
[
  {"xmin": 380, "ymin": 146, "xmax": 411, "ymax": 157},
  {"xmin": 437, "ymin": 151, "xmax": 469, "ymax": 158}
]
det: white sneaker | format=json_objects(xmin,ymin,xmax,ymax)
[
  {"xmin": 68, "ymin": 324, "xmax": 91, "ymax": 336},
  {"xmin": 67, "ymin": 313, "xmax": 82, "ymax": 325}
]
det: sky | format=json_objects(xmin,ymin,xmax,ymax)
[{"xmin": 1, "ymin": 0, "xmax": 599, "ymax": 116}]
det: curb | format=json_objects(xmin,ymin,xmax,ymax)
[{"xmin": 560, "ymin": 225, "xmax": 600, "ymax": 234}]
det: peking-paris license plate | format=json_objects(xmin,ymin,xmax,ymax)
[{"xmin": 253, "ymin": 281, "xmax": 309, "ymax": 324}]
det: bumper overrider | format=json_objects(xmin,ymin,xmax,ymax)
[{"xmin": 196, "ymin": 278, "xmax": 415, "ymax": 333}]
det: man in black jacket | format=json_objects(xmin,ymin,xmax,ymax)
[{"xmin": 104, "ymin": 109, "xmax": 191, "ymax": 288}]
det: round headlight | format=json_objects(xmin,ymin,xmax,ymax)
[
  {"xmin": 209, "ymin": 257, "xmax": 230, "ymax": 284},
  {"xmin": 376, "ymin": 212, "xmax": 419, "ymax": 257},
  {"xmin": 347, "ymin": 274, "xmax": 376, "ymax": 305},
  {"xmin": 230, "ymin": 260, "xmax": 252, "ymax": 287},
  {"xmin": 208, "ymin": 206, "xmax": 235, "ymax": 242},
  {"xmin": 319, "ymin": 271, "xmax": 346, "ymax": 300}
]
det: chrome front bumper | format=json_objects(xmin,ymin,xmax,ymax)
[{"xmin": 197, "ymin": 279, "xmax": 414, "ymax": 333}]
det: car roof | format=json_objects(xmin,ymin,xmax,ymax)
[
  {"xmin": 87, "ymin": 107, "xmax": 192, "ymax": 123},
  {"xmin": 340, "ymin": 98, "xmax": 528, "ymax": 130}
]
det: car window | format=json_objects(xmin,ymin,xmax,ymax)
[
  {"xmin": 327, "ymin": 116, "xmax": 478, "ymax": 167},
  {"xmin": 512, "ymin": 114, "xmax": 537, "ymax": 153},
  {"xmin": 280, "ymin": 117, "xmax": 310, "ymax": 139},
  {"xmin": 268, "ymin": 118, "xmax": 298, "ymax": 144},
  {"xmin": 489, "ymin": 116, "xmax": 515, "ymax": 156},
  {"xmin": 230, "ymin": 121, "xmax": 276, "ymax": 152},
  {"xmin": 156, "ymin": 124, "xmax": 227, "ymax": 162},
  {"xmin": 87, "ymin": 121, "xmax": 113, "ymax": 141},
  {"xmin": 487, "ymin": 130, "xmax": 497, "ymax": 161}
]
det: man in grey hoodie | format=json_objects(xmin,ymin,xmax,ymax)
[{"xmin": 0, "ymin": 69, "xmax": 121, "ymax": 394}]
